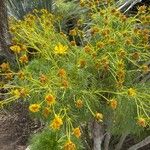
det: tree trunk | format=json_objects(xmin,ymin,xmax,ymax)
[
  {"xmin": 0, "ymin": 0, "xmax": 14, "ymax": 63},
  {"xmin": 92, "ymin": 120, "xmax": 104, "ymax": 150}
]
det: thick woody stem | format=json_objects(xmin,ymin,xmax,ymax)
[
  {"xmin": 128, "ymin": 136, "xmax": 150, "ymax": 150},
  {"xmin": 104, "ymin": 132, "xmax": 111, "ymax": 150},
  {"xmin": 92, "ymin": 120, "xmax": 104, "ymax": 150},
  {"xmin": 115, "ymin": 132, "xmax": 128, "ymax": 150}
]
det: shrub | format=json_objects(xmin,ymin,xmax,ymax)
[{"xmin": 1, "ymin": 0, "xmax": 150, "ymax": 149}]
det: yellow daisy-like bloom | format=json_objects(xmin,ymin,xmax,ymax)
[
  {"xmin": 78, "ymin": 59, "xmax": 86, "ymax": 68},
  {"xmin": 45, "ymin": 94, "xmax": 56, "ymax": 105},
  {"xmin": 10, "ymin": 45, "xmax": 21, "ymax": 53},
  {"xmin": 75, "ymin": 99, "xmax": 83, "ymax": 108},
  {"xmin": 5, "ymin": 72, "xmax": 13, "ymax": 80},
  {"xmin": 64, "ymin": 140, "xmax": 76, "ymax": 150},
  {"xmin": 69, "ymin": 29, "xmax": 77, "ymax": 36},
  {"xmin": 137, "ymin": 117, "xmax": 146, "ymax": 127},
  {"xmin": 11, "ymin": 89, "xmax": 20, "ymax": 98},
  {"xmin": 20, "ymin": 45, "xmax": 27, "ymax": 51},
  {"xmin": 39, "ymin": 74, "xmax": 47, "ymax": 84},
  {"xmin": 54, "ymin": 43, "xmax": 68, "ymax": 55},
  {"xmin": 43, "ymin": 107, "xmax": 51, "ymax": 118},
  {"xmin": 95, "ymin": 112, "xmax": 103, "ymax": 122},
  {"xmin": 19, "ymin": 55, "xmax": 28, "ymax": 64},
  {"xmin": 18, "ymin": 71, "xmax": 25, "ymax": 80},
  {"xmin": 73, "ymin": 127, "xmax": 81, "ymax": 138},
  {"xmin": 58, "ymin": 68, "xmax": 67, "ymax": 78},
  {"xmin": 0, "ymin": 62, "xmax": 10, "ymax": 72},
  {"xmin": 61, "ymin": 80, "xmax": 69, "ymax": 89},
  {"xmin": 50, "ymin": 115, "xmax": 63, "ymax": 130},
  {"xmin": 142, "ymin": 65, "xmax": 149, "ymax": 73},
  {"xmin": 29, "ymin": 104, "xmax": 41, "ymax": 112},
  {"xmin": 20, "ymin": 88, "xmax": 28, "ymax": 98},
  {"xmin": 128, "ymin": 88, "xmax": 136, "ymax": 97},
  {"xmin": 109, "ymin": 99, "xmax": 118, "ymax": 110}
]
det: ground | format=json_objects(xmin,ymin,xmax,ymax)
[{"xmin": 0, "ymin": 101, "xmax": 42, "ymax": 150}]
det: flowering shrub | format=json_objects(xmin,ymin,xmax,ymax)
[{"xmin": 1, "ymin": 0, "xmax": 150, "ymax": 149}]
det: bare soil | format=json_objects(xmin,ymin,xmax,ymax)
[{"xmin": 0, "ymin": 101, "xmax": 41, "ymax": 150}]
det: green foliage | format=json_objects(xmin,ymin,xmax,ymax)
[
  {"xmin": 29, "ymin": 128, "xmax": 84, "ymax": 150},
  {"xmin": 1, "ymin": 0, "xmax": 150, "ymax": 149},
  {"xmin": 29, "ymin": 129, "xmax": 62, "ymax": 150}
]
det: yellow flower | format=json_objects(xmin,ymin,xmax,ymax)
[
  {"xmin": 43, "ymin": 107, "xmax": 51, "ymax": 118},
  {"xmin": 11, "ymin": 89, "xmax": 20, "ymax": 98},
  {"xmin": 54, "ymin": 43, "xmax": 68, "ymax": 55},
  {"xmin": 45, "ymin": 94, "xmax": 56, "ymax": 105},
  {"xmin": 137, "ymin": 117, "xmax": 146, "ymax": 127},
  {"xmin": 75, "ymin": 99, "xmax": 83, "ymax": 108},
  {"xmin": 18, "ymin": 71, "xmax": 25, "ymax": 80},
  {"xmin": 10, "ymin": 45, "xmax": 21, "ymax": 53},
  {"xmin": 84, "ymin": 45, "xmax": 92, "ymax": 53},
  {"xmin": 70, "ymin": 40, "xmax": 76, "ymax": 46},
  {"xmin": 69, "ymin": 29, "xmax": 77, "ymax": 36},
  {"xmin": 61, "ymin": 80, "xmax": 69, "ymax": 89},
  {"xmin": 29, "ymin": 104, "xmax": 41, "ymax": 112},
  {"xmin": 142, "ymin": 65, "xmax": 149, "ymax": 73},
  {"xmin": 50, "ymin": 115, "xmax": 63, "ymax": 130},
  {"xmin": 0, "ymin": 62, "xmax": 10, "ymax": 72},
  {"xmin": 117, "ymin": 60, "xmax": 124, "ymax": 69},
  {"xmin": 19, "ymin": 55, "xmax": 28, "ymax": 64},
  {"xmin": 73, "ymin": 127, "xmax": 81, "ymax": 138},
  {"xmin": 39, "ymin": 74, "xmax": 47, "ymax": 84},
  {"xmin": 138, "ymin": 5, "xmax": 147, "ymax": 14},
  {"xmin": 20, "ymin": 45, "xmax": 27, "ymax": 51},
  {"xmin": 64, "ymin": 140, "xmax": 76, "ymax": 150},
  {"xmin": 132, "ymin": 52, "xmax": 140, "ymax": 60},
  {"xmin": 5, "ymin": 73, "xmax": 13, "ymax": 80},
  {"xmin": 78, "ymin": 59, "xmax": 86, "ymax": 68},
  {"xmin": 128, "ymin": 88, "xmax": 136, "ymax": 97},
  {"xmin": 109, "ymin": 99, "xmax": 117, "ymax": 110},
  {"xmin": 95, "ymin": 112, "xmax": 103, "ymax": 122},
  {"xmin": 117, "ymin": 49, "xmax": 126, "ymax": 59},
  {"xmin": 20, "ymin": 88, "xmax": 28, "ymax": 98},
  {"xmin": 58, "ymin": 68, "xmax": 67, "ymax": 78},
  {"xmin": 96, "ymin": 41, "xmax": 105, "ymax": 49}
]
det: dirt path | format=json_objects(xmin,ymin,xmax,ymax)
[{"xmin": 0, "ymin": 111, "xmax": 27, "ymax": 150}]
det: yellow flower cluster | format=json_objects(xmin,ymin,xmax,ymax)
[
  {"xmin": 50, "ymin": 115, "xmax": 63, "ymax": 130},
  {"xmin": 10, "ymin": 45, "xmax": 21, "ymax": 53},
  {"xmin": 73, "ymin": 127, "xmax": 81, "ymax": 138},
  {"xmin": 45, "ymin": 94, "xmax": 56, "ymax": 105},
  {"xmin": 64, "ymin": 140, "xmax": 76, "ymax": 150},
  {"xmin": 95, "ymin": 112, "xmax": 103, "ymax": 122},
  {"xmin": 75, "ymin": 99, "xmax": 84, "ymax": 108},
  {"xmin": 29, "ymin": 104, "xmax": 41, "ymax": 112},
  {"xmin": 54, "ymin": 43, "xmax": 68, "ymax": 55},
  {"xmin": 128, "ymin": 88, "xmax": 137, "ymax": 97},
  {"xmin": 0, "ymin": 62, "xmax": 10, "ymax": 72},
  {"xmin": 109, "ymin": 99, "xmax": 118, "ymax": 110},
  {"xmin": 137, "ymin": 117, "xmax": 146, "ymax": 127}
]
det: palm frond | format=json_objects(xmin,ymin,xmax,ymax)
[
  {"xmin": 117, "ymin": 0, "xmax": 142, "ymax": 12},
  {"xmin": 7, "ymin": 0, "xmax": 54, "ymax": 19}
]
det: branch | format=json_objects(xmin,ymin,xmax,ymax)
[
  {"xmin": 115, "ymin": 132, "xmax": 128, "ymax": 150},
  {"xmin": 104, "ymin": 132, "xmax": 111, "ymax": 150},
  {"xmin": 128, "ymin": 136, "xmax": 150, "ymax": 150}
]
